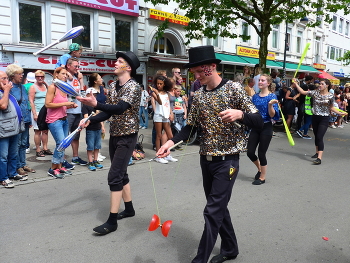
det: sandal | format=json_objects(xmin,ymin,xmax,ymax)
[
  {"xmin": 36, "ymin": 151, "xmax": 45, "ymax": 157},
  {"xmin": 43, "ymin": 149, "xmax": 53, "ymax": 155},
  {"xmin": 23, "ymin": 166, "xmax": 36, "ymax": 173}
]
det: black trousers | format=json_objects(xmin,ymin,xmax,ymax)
[
  {"xmin": 192, "ymin": 155, "xmax": 239, "ymax": 263},
  {"xmin": 108, "ymin": 133, "xmax": 137, "ymax": 191},
  {"xmin": 312, "ymin": 115, "xmax": 328, "ymax": 152},
  {"xmin": 246, "ymin": 122, "xmax": 273, "ymax": 166}
]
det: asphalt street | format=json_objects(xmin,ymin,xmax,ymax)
[{"xmin": 1, "ymin": 123, "xmax": 350, "ymax": 263}]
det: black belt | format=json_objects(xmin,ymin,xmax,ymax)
[
  {"xmin": 58, "ymin": 117, "xmax": 67, "ymax": 121},
  {"xmin": 203, "ymin": 155, "xmax": 237, "ymax": 161}
]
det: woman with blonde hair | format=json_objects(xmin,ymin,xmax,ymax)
[
  {"xmin": 29, "ymin": 70, "xmax": 53, "ymax": 157},
  {"xmin": 6, "ymin": 64, "xmax": 35, "ymax": 178},
  {"xmin": 45, "ymin": 67, "xmax": 78, "ymax": 178},
  {"xmin": 247, "ymin": 74, "xmax": 279, "ymax": 185}
]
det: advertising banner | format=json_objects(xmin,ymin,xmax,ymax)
[{"xmin": 53, "ymin": 0, "xmax": 139, "ymax": 17}]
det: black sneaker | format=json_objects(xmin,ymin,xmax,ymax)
[
  {"xmin": 311, "ymin": 153, "xmax": 318, "ymax": 158},
  {"xmin": 93, "ymin": 222, "xmax": 118, "ymax": 235},
  {"xmin": 210, "ymin": 254, "xmax": 237, "ymax": 263},
  {"xmin": 72, "ymin": 157, "xmax": 88, "ymax": 165},
  {"xmin": 296, "ymin": 130, "xmax": 303, "ymax": 138},
  {"xmin": 313, "ymin": 158, "xmax": 321, "ymax": 165}
]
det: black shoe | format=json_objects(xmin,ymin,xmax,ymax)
[
  {"xmin": 117, "ymin": 210, "xmax": 135, "ymax": 220},
  {"xmin": 210, "ymin": 254, "xmax": 237, "ymax": 263},
  {"xmin": 311, "ymin": 153, "xmax": 318, "ymax": 158},
  {"xmin": 93, "ymin": 222, "xmax": 118, "ymax": 235},
  {"xmin": 254, "ymin": 171, "xmax": 261, "ymax": 180},
  {"xmin": 313, "ymin": 158, "xmax": 321, "ymax": 165},
  {"xmin": 252, "ymin": 178, "xmax": 265, "ymax": 185}
]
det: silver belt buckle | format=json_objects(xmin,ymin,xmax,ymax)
[{"xmin": 206, "ymin": 155, "xmax": 213, "ymax": 161}]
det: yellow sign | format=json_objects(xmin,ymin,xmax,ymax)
[
  {"xmin": 330, "ymin": 79, "xmax": 340, "ymax": 85},
  {"xmin": 237, "ymin": 46, "xmax": 276, "ymax": 60},
  {"xmin": 313, "ymin": 63, "xmax": 326, "ymax": 70},
  {"xmin": 149, "ymin": 9, "xmax": 190, "ymax": 26}
]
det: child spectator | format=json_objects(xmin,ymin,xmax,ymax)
[
  {"xmin": 151, "ymin": 75, "xmax": 177, "ymax": 164},
  {"xmin": 172, "ymin": 85, "xmax": 187, "ymax": 135},
  {"xmin": 337, "ymin": 94, "xmax": 347, "ymax": 128},
  {"xmin": 55, "ymin": 43, "xmax": 83, "ymax": 69},
  {"xmin": 82, "ymin": 88, "xmax": 104, "ymax": 171}
]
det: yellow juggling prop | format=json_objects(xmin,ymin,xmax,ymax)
[
  {"xmin": 293, "ymin": 43, "xmax": 310, "ymax": 78},
  {"xmin": 278, "ymin": 103, "xmax": 295, "ymax": 146}
]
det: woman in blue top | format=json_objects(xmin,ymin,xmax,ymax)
[{"xmin": 247, "ymin": 74, "xmax": 279, "ymax": 185}]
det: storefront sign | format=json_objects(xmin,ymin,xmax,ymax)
[
  {"xmin": 236, "ymin": 46, "xmax": 276, "ymax": 60},
  {"xmin": 333, "ymin": 72, "xmax": 345, "ymax": 77},
  {"xmin": 53, "ymin": 0, "xmax": 139, "ymax": 17},
  {"xmin": 149, "ymin": 9, "xmax": 190, "ymax": 26},
  {"xmin": 0, "ymin": 51, "xmax": 14, "ymax": 71},
  {"xmin": 313, "ymin": 63, "xmax": 326, "ymax": 70},
  {"xmin": 14, "ymin": 53, "xmax": 117, "ymax": 73}
]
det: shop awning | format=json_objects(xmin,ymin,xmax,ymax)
[
  {"xmin": 215, "ymin": 53, "xmax": 249, "ymax": 66},
  {"xmin": 216, "ymin": 53, "xmax": 282, "ymax": 68},
  {"xmin": 216, "ymin": 53, "xmax": 317, "ymax": 72},
  {"xmin": 317, "ymin": 70, "xmax": 340, "ymax": 85},
  {"xmin": 149, "ymin": 56, "xmax": 189, "ymax": 64},
  {"xmin": 273, "ymin": 62, "xmax": 319, "ymax": 73}
]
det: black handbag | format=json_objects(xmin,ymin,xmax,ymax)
[{"xmin": 37, "ymin": 105, "xmax": 48, "ymax": 131}]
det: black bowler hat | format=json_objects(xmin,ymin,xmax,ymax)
[
  {"xmin": 184, "ymin": 45, "xmax": 221, "ymax": 68},
  {"xmin": 116, "ymin": 51, "xmax": 140, "ymax": 77}
]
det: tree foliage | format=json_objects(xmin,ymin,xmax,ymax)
[
  {"xmin": 146, "ymin": 0, "xmax": 350, "ymax": 70},
  {"xmin": 338, "ymin": 50, "xmax": 350, "ymax": 66}
]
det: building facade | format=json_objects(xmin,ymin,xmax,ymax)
[{"xmin": 0, "ymin": 0, "xmax": 349, "ymax": 88}]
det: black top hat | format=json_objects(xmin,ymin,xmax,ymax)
[
  {"xmin": 184, "ymin": 45, "xmax": 221, "ymax": 68},
  {"xmin": 116, "ymin": 51, "xmax": 140, "ymax": 77}
]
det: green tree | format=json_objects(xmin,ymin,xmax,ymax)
[
  {"xmin": 338, "ymin": 50, "xmax": 350, "ymax": 66},
  {"xmin": 146, "ymin": 0, "xmax": 350, "ymax": 70}
]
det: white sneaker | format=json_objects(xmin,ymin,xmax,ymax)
[
  {"xmin": 98, "ymin": 153, "xmax": 106, "ymax": 159},
  {"xmin": 154, "ymin": 157, "xmax": 168, "ymax": 164},
  {"xmin": 338, "ymin": 125, "xmax": 344, "ymax": 128},
  {"xmin": 330, "ymin": 125, "xmax": 337, "ymax": 129},
  {"xmin": 142, "ymin": 126, "xmax": 147, "ymax": 129},
  {"xmin": 164, "ymin": 155, "xmax": 178, "ymax": 162},
  {"xmin": 2, "ymin": 179, "xmax": 15, "ymax": 188},
  {"xmin": 26, "ymin": 148, "xmax": 30, "ymax": 154},
  {"xmin": 97, "ymin": 157, "xmax": 104, "ymax": 162}
]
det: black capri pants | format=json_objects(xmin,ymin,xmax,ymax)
[
  {"xmin": 312, "ymin": 115, "xmax": 329, "ymax": 152},
  {"xmin": 108, "ymin": 133, "xmax": 137, "ymax": 191},
  {"xmin": 246, "ymin": 122, "xmax": 273, "ymax": 166}
]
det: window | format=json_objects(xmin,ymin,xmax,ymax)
[
  {"xmin": 272, "ymin": 25, "xmax": 279, "ymax": 48},
  {"xmin": 72, "ymin": 12, "xmax": 91, "ymax": 48},
  {"xmin": 19, "ymin": 3, "xmax": 42, "ymax": 43},
  {"xmin": 207, "ymin": 37, "xmax": 218, "ymax": 47},
  {"xmin": 339, "ymin": 18, "xmax": 343, "ymax": 33},
  {"xmin": 330, "ymin": 46, "xmax": 335, "ymax": 60},
  {"xmin": 115, "ymin": 20, "xmax": 131, "ymax": 51},
  {"xmin": 286, "ymin": 28, "xmax": 292, "ymax": 51},
  {"xmin": 207, "ymin": 20, "xmax": 219, "ymax": 47},
  {"xmin": 153, "ymin": 37, "xmax": 174, "ymax": 54},
  {"xmin": 314, "ymin": 36, "xmax": 321, "ymax": 63},
  {"xmin": 316, "ymin": 7, "xmax": 322, "ymax": 26},
  {"xmin": 332, "ymin": 15, "xmax": 337, "ymax": 31},
  {"xmin": 296, "ymin": 31, "xmax": 302, "ymax": 53},
  {"xmin": 241, "ymin": 20, "xmax": 249, "ymax": 42},
  {"xmin": 345, "ymin": 21, "xmax": 349, "ymax": 36}
]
